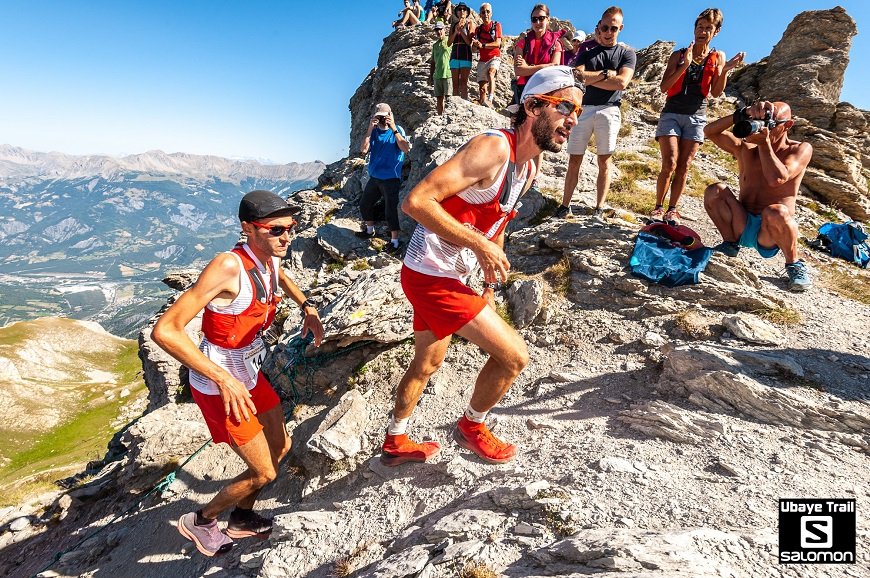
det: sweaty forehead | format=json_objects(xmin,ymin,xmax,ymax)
[{"xmin": 602, "ymin": 14, "xmax": 622, "ymax": 25}]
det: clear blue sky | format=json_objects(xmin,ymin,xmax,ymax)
[{"xmin": 1, "ymin": 1, "xmax": 866, "ymax": 164}]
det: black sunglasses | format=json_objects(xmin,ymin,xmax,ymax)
[
  {"xmin": 599, "ymin": 24, "xmax": 619, "ymax": 33},
  {"xmin": 531, "ymin": 15, "xmax": 547, "ymax": 23},
  {"xmin": 251, "ymin": 220, "xmax": 297, "ymax": 237}
]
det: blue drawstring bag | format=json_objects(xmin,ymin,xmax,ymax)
[
  {"xmin": 816, "ymin": 221, "xmax": 869, "ymax": 268},
  {"xmin": 629, "ymin": 231, "xmax": 714, "ymax": 286}
]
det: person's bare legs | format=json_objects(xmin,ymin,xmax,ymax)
[
  {"xmin": 561, "ymin": 153, "xmax": 583, "ymax": 209},
  {"xmin": 458, "ymin": 68, "xmax": 470, "ymax": 100},
  {"xmin": 655, "ymin": 136, "xmax": 678, "ymax": 207},
  {"xmin": 455, "ymin": 306, "xmax": 529, "ymax": 413},
  {"xmin": 486, "ymin": 65, "xmax": 497, "ymax": 103},
  {"xmin": 201, "ymin": 431, "xmax": 277, "ymax": 519},
  {"xmin": 478, "ymin": 80, "xmax": 488, "ymax": 105},
  {"xmin": 703, "ymin": 183, "xmax": 748, "ymax": 242},
  {"xmin": 232, "ymin": 405, "xmax": 290, "ymax": 510},
  {"xmin": 758, "ymin": 204, "xmax": 799, "ymax": 262},
  {"xmin": 668, "ymin": 139, "xmax": 701, "ymax": 209},
  {"xmin": 436, "ymin": 95, "xmax": 445, "ymax": 115},
  {"xmin": 595, "ymin": 154, "xmax": 612, "ymax": 209},
  {"xmin": 393, "ymin": 331, "xmax": 452, "ymax": 420},
  {"xmin": 451, "ymin": 68, "xmax": 461, "ymax": 97}
]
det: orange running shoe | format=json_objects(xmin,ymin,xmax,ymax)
[
  {"xmin": 381, "ymin": 433, "xmax": 442, "ymax": 466},
  {"xmin": 454, "ymin": 416, "xmax": 517, "ymax": 464}
]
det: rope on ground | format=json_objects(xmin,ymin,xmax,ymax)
[
  {"xmin": 274, "ymin": 332, "xmax": 374, "ymax": 412},
  {"xmin": 34, "ymin": 332, "xmax": 368, "ymax": 578}
]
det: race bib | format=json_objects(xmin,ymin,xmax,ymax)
[{"xmin": 243, "ymin": 340, "xmax": 267, "ymax": 384}]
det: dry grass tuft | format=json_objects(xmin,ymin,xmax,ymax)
[
  {"xmin": 544, "ymin": 256, "xmax": 572, "ymax": 297},
  {"xmin": 608, "ymin": 158, "xmax": 660, "ymax": 215},
  {"xmin": 351, "ymin": 259, "xmax": 371, "ymax": 271},
  {"xmin": 753, "ymin": 306, "xmax": 802, "ymax": 326},
  {"xmin": 460, "ymin": 562, "xmax": 499, "ymax": 578}
]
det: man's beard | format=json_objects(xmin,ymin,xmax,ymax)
[{"xmin": 532, "ymin": 113, "xmax": 563, "ymax": 153}]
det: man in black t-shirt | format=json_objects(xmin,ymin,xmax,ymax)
[{"xmin": 558, "ymin": 6, "xmax": 636, "ymax": 218}]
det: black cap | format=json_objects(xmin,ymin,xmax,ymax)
[{"xmin": 238, "ymin": 190, "xmax": 301, "ymax": 222}]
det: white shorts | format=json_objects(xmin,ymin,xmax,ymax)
[
  {"xmin": 566, "ymin": 104, "xmax": 622, "ymax": 156},
  {"xmin": 476, "ymin": 58, "xmax": 501, "ymax": 82}
]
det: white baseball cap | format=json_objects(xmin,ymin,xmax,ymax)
[{"xmin": 521, "ymin": 66, "xmax": 583, "ymax": 103}]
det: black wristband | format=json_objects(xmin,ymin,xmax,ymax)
[
  {"xmin": 300, "ymin": 298, "xmax": 315, "ymax": 310},
  {"xmin": 482, "ymin": 281, "xmax": 503, "ymax": 290}
]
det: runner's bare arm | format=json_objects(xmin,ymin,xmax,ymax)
[
  {"xmin": 704, "ymin": 113, "xmax": 743, "ymax": 157},
  {"xmin": 278, "ymin": 267, "xmax": 324, "ymax": 346},
  {"xmin": 402, "ymin": 133, "xmax": 511, "ymax": 282},
  {"xmin": 152, "ymin": 253, "xmax": 258, "ymax": 422}
]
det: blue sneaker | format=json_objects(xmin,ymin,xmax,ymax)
[{"xmin": 785, "ymin": 260, "xmax": 812, "ymax": 292}]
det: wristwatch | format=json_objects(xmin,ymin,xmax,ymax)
[{"xmin": 602, "ymin": 69, "xmax": 610, "ymax": 80}]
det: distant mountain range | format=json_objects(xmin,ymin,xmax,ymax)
[{"xmin": 0, "ymin": 145, "xmax": 324, "ymax": 336}]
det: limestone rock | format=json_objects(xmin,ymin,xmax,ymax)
[
  {"xmin": 423, "ymin": 509, "xmax": 508, "ymax": 542},
  {"xmin": 116, "ymin": 402, "xmax": 210, "ymax": 489},
  {"xmin": 618, "ymin": 400, "xmax": 725, "ymax": 444},
  {"xmin": 138, "ymin": 296, "xmax": 201, "ymax": 410},
  {"xmin": 542, "ymin": 527, "xmax": 745, "ymax": 576},
  {"xmin": 317, "ymin": 218, "xmax": 380, "ymax": 260},
  {"xmin": 362, "ymin": 544, "xmax": 430, "ymax": 578},
  {"xmin": 595, "ymin": 456, "xmax": 639, "ymax": 474},
  {"xmin": 506, "ymin": 278, "xmax": 544, "ymax": 328},
  {"xmin": 721, "ymin": 312, "xmax": 784, "ymax": 345},
  {"xmin": 317, "ymin": 262, "xmax": 413, "ymax": 348},
  {"xmin": 306, "ymin": 389, "xmax": 369, "ymax": 461},
  {"xmin": 659, "ymin": 345, "xmax": 870, "ymax": 436}
]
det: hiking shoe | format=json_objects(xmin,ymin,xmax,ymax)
[
  {"xmin": 592, "ymin": 207, "xmax": 605, "ymax": 218},
  {"xmin": 785, "ymin": 260, "xmax": 812, "ymax": 292},
  {"xmin": 454, "ymin": 416, "xmax": 517, "ymax": 464},
  {"xmin": 554, "ymin": 205, "xmax": 572, "ymax": 219},
  {"xmin": 649, "ymin": 207, "xmax": 665, "ymax": 221},
  {"xmin": 381, "ymin": 433, "xmax": 442, "ymax": 466},
  {"xmin": 384, "ymin": 240, "xmax": 403, "ymax": 255},
  {"xmin": 663, "ymin": 208, "xmax": 682, "ymax": 224},
  {"xmin": 714, "ymin": 241, "xmax": 741, "ymax": 257},
  {"xmin": 355, "ymin": 228, "xmax": 377, "ymax": 239},
  {"xmin": 177, "ymin": 512, "xmax": 234, "ymax": 557},
  {"xmin": 226, "ymin": 509, "xmax": 273, "ymax": 539}
]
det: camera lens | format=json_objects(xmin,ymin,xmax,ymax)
[{"xmin": 733, "ymin": 119, "xmax": 763, "ymax": 139}]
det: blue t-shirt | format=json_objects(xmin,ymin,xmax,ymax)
[{"xmin": 368, "ymin": 126, "xmax": 406, "ymax": 180}]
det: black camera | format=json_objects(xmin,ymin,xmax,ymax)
[{"xmin": 733, "ymin": 108, "xmax": 779, "ymax": 138}]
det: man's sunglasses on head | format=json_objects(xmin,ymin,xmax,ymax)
[{"xmin": 250, "ymin": 220, "xmax": 297, "ymax": 237}]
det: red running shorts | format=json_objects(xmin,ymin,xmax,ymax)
[
  {"xmin": 401, "ymin": 265, "xmax": 487, "ymax": 340},
  {"xmin": 190, "ymin": 372, "xmax": 281, "ymax": 446}
]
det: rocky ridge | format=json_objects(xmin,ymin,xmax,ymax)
[{"xmin": 1, "ymin": 7, "xmax": 869, "ymax": 578}]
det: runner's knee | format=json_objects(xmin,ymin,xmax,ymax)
[{"xmin": 251, "ymin": 466, "xmax": 277, "ymax": 488}]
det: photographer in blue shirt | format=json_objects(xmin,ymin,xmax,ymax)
[{"xmin": 357, "ymin": 102, "xmax": 411, "ymax": 253}]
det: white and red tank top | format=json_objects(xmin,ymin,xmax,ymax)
[
  {"xmin": 190, "ymin": 243, "xmax": 282, "ymax": 395},
  {"xmin": 403, "ymin": 129, "xmax": 534, "ymax": 282}
]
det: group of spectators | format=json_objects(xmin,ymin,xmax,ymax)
[{"xmin": 373, "ymin": 2, "xmax": 812, "ymax": 292}]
